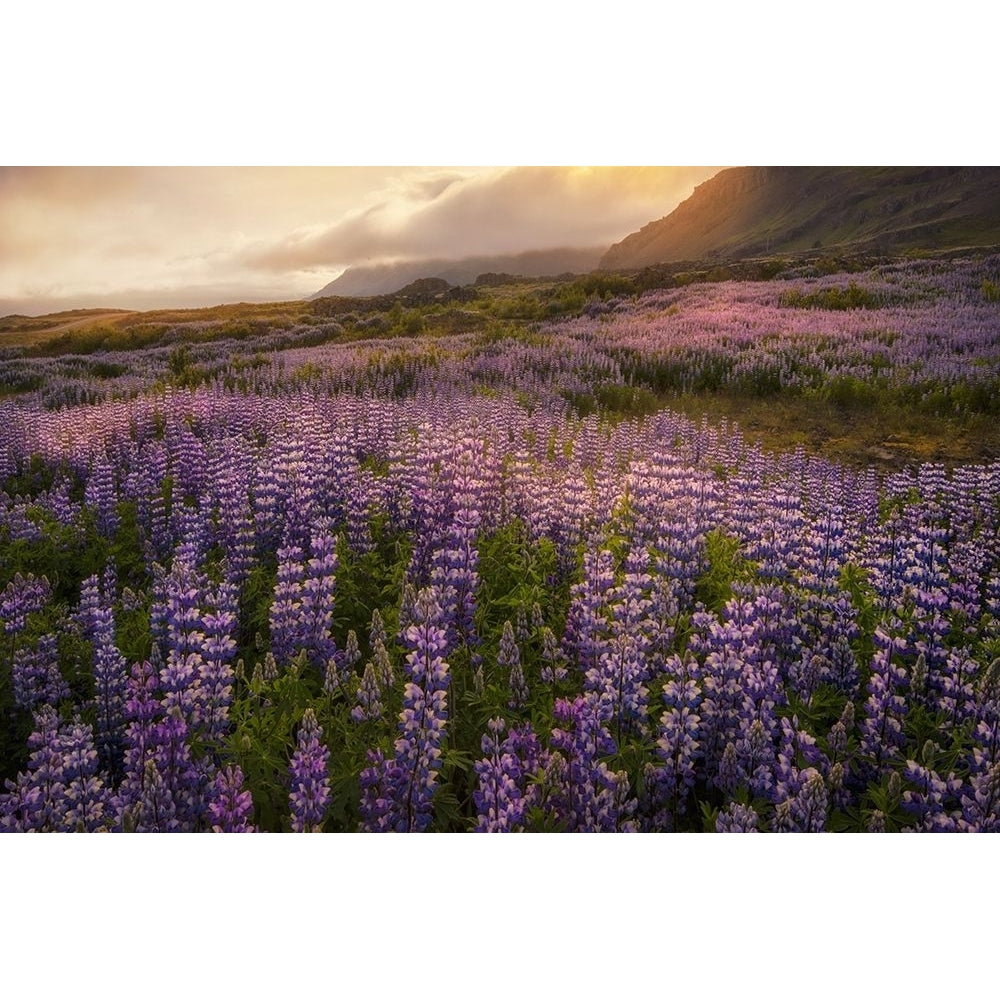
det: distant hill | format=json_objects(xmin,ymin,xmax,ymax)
[
  {"xmin": 600, "ymin": 166, "xmax": 1000, "ymax": 269},
  {"xmin": 310, "ymin": 247, "xmax": 604, "ymax": 298}
]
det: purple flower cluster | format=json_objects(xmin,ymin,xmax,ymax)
[
  {"xmin": 288, "ymin": 708, "xmax": 331, "ymax": 832},
  {"xmin": 360, "ymin": 588, "xmax": 450, "ymax": 832}
]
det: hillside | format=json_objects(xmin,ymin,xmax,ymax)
[
  {"xmin": 310, "ymin": 246, "xmax": 604, "ymax": 298},
  {"xmin": 600, "ymin": 166, "xmax": 1000, "ymax": 269}
]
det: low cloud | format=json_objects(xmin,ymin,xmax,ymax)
[{"xmin": 240, "ymin": 166, "xmax": 720, "ymax": 272}]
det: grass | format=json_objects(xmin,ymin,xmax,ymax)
[{"xmin": 665, "ymin": 390, "xmax": 1000, "ymax": 468}]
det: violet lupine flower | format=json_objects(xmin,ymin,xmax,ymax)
[
  {"xmin": 118, "ymin": 702, "xmax": 203, "ymax": 832},
  {"xmin": 199, "ymin": 607, "xmax": 237, "ymax": 740},
  {"xmin": 160, "ymin": 650, "xmax": 204, "ymax": 728},
  {"xmin": 369, "ymin": 609, "xmax": 387, "ymax": 649},
  {"xmin": 540, "ymin": 626, "xmax": 568, "ymax": 686},
  {"xmin": 78, "ymin": 573, "xmax": 129, "ymax": 777},
  {"xmin": 586, "ymin": 632, "xmax": 650, "ymax": 743},
  {"xmin": 1, "ymin": 572, "xmax": 51, "ymax": 636},
  {"xmin": 515, "ymin": 606, "xmax": 529, "ymax": 641},
  {"xmin": 360, "ymin": 587, "xmax": 450, "ymax": 832},
  {"xmin": 115, "ymin": 660, "xmax": 161, "ymax": 815},
  {"xmin": 0, "ymin": 708, "xmax": 111, "ymax": 832},
  {"xmin": 901, "ymin": 743, "xmax": 962, "ymax": 832},
  {"xmin": 716, "ymin": 802, "xmax": 760, "ymax": 833},
  {"xmin": 499, "ymin": 620, "xmax": 528, "ymax": 710},
  {"xmin": 734, "ymin": 718, "xmax": 778, "ymax": 802},
  {"xmin": 716, "ymin": 741, "xmax": 740, "ymax": 796},
  {"xmin": 531, "ymin": 602, "xmax": 545, "ymax": 631},
  {"xmin": 327, "ymin": 628, "xmax": 361, "ymax": 695},
  {"xmin": 428, "ymin": 510, "xmax": 481, "ymax": 658},
  {"xmin": 473, "ymin": 717, "xmax": 527, "ymax": 832},
  {"xmin": 541, "ymin": 694, "xmax": 631, "ymax": 833},
  {"xmin": 85, "ymin": 454, "xmax": 119, "ymax": 536},
  {"xmin": 299, "ymin": 526, "xmax": 339, "ymax": 669},
  {"xmin": 151, "ymin": 706, "xmax": 204, "ymax": 829},
  {"xmin": 859, "ymin": 644, "xmax": 909, "ymax": 773},
  {"xmin": 56, "ymin": 717, "xmax": 112, "ymax": 832},
  {"xmin": 866, "ymin": 810, "xmax": 887, "ymax": 832},
  {"xmin": 206, "ymin": 765, "xmax": 255, "ymax": 833},
  {"xmin": 372, "ymin": 639, "xmax": 395, "ymax": 690},
  {"xmin": 352, "ymin": 662, "xmax": 385, "ymax": 723},
  {"xmin": 563, "ymin": 549, "xmax": 616, "ymax": 672},
  {"xmin": 648, "ymin": 653, "xmax": 702, "ymax": 828},
  {"xmin": 961, "ymin": 762, "xmax": 1000, "ymax": 832},
  {"xmin": 787, "ymin": 768, "xmax": 829, "ymax": 832},
  {"xmin": 1, "ymin": 707, "xmax": 66, "ymax": 832},
  {"xmin": 936, "ymin": 647, "xmax": 980, "ymax": 727},
  {"xmin": 269, "ymin": 541, "xmax": 306, "ymax": 664},
  {"xmin": 343, "ymin": 630, "xmax": 361, "ymax": 672},
  {"xmin": 12, "ymin": 635, "xmax": 69, "ymax": 710},
  {"xmin": 159, "ymin": 558, "xmax": 206, "ymax": 660}
]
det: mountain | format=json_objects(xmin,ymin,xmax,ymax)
[
  {"xmin": 600, "ymin": 166, "xmax": 1000, "ymax": 270},
  {"xmin": 310, "ymin": 247, "xmax": 605, "ymax": 298}
]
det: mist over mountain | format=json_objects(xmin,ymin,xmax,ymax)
[
  {"xmin": 309, "ymin": 247, "xmax": 605, "ymax": 298},
  {"xmin": 600, "ymin": 166, "xmax": 1000, "ymax": 269}
]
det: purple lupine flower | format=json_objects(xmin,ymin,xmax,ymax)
[
  {"xmin": 859, "ymin": 643, "xmax": 909, "ymax": 773},
  {"xmin": 78, "ymin": 573, "xmax": 129, "ymax": 777},
  {"xmin": 647, "ymin": 653, "xmax": 702, "ymax": 829},
  {"xmin": 716, "ymin": 802, "xmax": 760, "ymax": 832},
  {"xmin": 499, "ymin": 620, "xmax": 527, "ymax": 710},
  {"xmin": 1, "ymin": 573, "xmax": 51, "ymax": 636},
  {"xmin": 12, "ymin": 635, "xmax": 69, "ymax": 710},
  {"xmin": 788, "ymin": 768, "xmax": 829, "ymax": 832},
  {"xmin": 428, "ymin": 509, "xmax": 481, "ymax": 659},
  {"xmin": 343, "ymin": 630, "xmax": 361, "ymax": 672},
  {"xmin": 118, "ymin": 701, "xmax": 203, "ymax": 832},
  {"xmin": 360, "ymin": 587, "xmax": 450, "ymax": 832},
  {"xmin": 369, "ymin": 608, "xmax": 387, "ymax": 649},
  {"xmin": 269, "ymin": 541, "xmax": 307, "ymax": 665},
  {"xmin": 540, "ymin": 694, "xmax": 631, "ymax": 832},
  {"xmin": 57, "ymin": 717, "xmax": 112, "ymax": 832},
  {"xmin": 586, "ymin": 632, "xmax": 650, "ymax": 743},
  {"xmin": 473, "ymin": 717, "xmax": 527, "ymax": 832},
  {"xmin": 901, "ymin": 742, "xmax": 962, "ymax": 832},
  {"xmin": 0, "ymin": 707, "xmax": 111, "ymax": 832},
  {"xmin": 299, "ymin": 526, "xmax": 339, "ymax": 669},
  {"xmin": 199, "ymin": 607, "xmax": 237, "ymax": 740},
  {"xmin": 352, "ymin": 662, "xmax": 384, "ymax": 723},
  {"xmin": 961, "ymin": 762, "xmax": 1000, "ymax": 832},
  {"xmin": 207, "ymin": 765, "xmax": 255, "ymax": 833},
  {"xmin": 85, "ymin": 454, "xmax": 119, "ymax": 536},
  {"xmin": 540, "ymin": 626, "xmax": 568, "ymax": 686},
  {"xmin": 866, "ymin": 810, "xmax": 887, "ymax": 832},
  {"xmin": 288, "ymin": 709, "xmax": 331, "ymax": 832}
]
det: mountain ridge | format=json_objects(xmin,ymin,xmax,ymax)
[
  {"xmin": 600, "ymin": 166, "xmax": 1000, "ymax": 269},
  {"xmin": 310, "ymin": 247, "xmax": 605, "ymax": 298}
]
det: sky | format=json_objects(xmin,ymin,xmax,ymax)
[{"xmin": 0, "ymin": 166, "xmax": 722, "ymax": 315}]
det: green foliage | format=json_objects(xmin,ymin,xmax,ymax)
[
  {"xmin": 839, "ymin": 561, "xmax": 879, "ymax": 663},
  {"xmin": 781, "ymin": 281, "xmax": 884, "ymax": 310},
  {"xmin": 982, "ymin": 279, "xmax": 1000, "ymax": 303},
  {"xmin": 694, "ymin": 529, "xmax": 752, "ymax": 612},
  {"xmin": 825, "ymin": 374, "xmax": 878, "ymax": 409},
  {"xmin": 228, "ymin": 665, "xmax": 317, "ymax": 831}
]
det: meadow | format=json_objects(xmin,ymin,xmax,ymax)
[{"xmin": 2, "ymin": 254, "xmax": 999, "ymax": 832}]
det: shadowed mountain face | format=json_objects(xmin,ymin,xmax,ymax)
[
  {"xmin": 600, "ymin": 166, "xmax": 1000, "ymax": 269},
  {"xmin": 309, "ymin": 247, "xmax": 605, "ymax": 298}
]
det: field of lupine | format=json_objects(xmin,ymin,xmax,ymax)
[{"xmin": 2, "ymin": 255, "xmax": 1000, "ymax": 832}]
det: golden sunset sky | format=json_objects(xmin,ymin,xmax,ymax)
[{"xmin": 0, "ymin": 166, "xmax": 721, "ymax": 315}]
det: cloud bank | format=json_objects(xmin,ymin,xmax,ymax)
[
  {"xmin": 240, "ymin": 166, "xmax": 720, "ymax": 272},
  {"xmin": 0, "ymin": 166, "xmax": 721, "ymax": 314}
]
